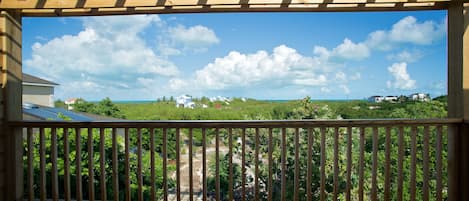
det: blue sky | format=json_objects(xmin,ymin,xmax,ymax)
[{"xmin": 23, "ymin": 11, "xmax": 447, "ymax": 101}]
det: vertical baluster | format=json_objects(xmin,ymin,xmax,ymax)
[
  {"xmin": 320, "ymin": 127, "xmax": 326, "ymax": 201},
  {"xmin": 215, "ymin": 128, "xmax": 220, "ymax": 201},
  {"xmin": 125, "ymin": 128, "xmax": 130, "ymax": 201},
  {"xmin": 307, "ymin": 128, "xmax": 313, "ymax": 201},
  {"xmin": 436, "ymin": 126, "xmax": 443, "ymax": 201},
  {"xmin": 176, "ymin": 128, "xmax": 181, "ymax": 201},
  {"xmin": 99, "ymin": 128, "xmax": 106, "ymax": 201},
  {"xmin": 397, "ymin": 127, "xmax": 404, "ymax": 201},
  {"xmin": 202, "ymin": 128, "xmax": 206, "ymax": 201},
  {"xmin": 255, "ymin": 128, "xmax": 260, "ymax": 201},
  {"xmin": 294, "ymin": 128, "xmax": 299, "ymax": 201},
  {"xmin": 150, "ymin": 128, "xmax": 155, "ymax": 201},
  {"xmin": 163, "ymin": 128, "xmax": 168, "ymax": 201},
  {"xmin": 39, "ymin": 127, "xmax": 46, "ymax": 201},
  {"xmin": 384, "ymin": 127, "xmax": 391, "ymax": 201},
  {"xmin": 137, "ymin": 128, "xmax": 143, "ymax": 201},
  {"xmin": 64, "ymin": 128, "xmax": 71, "ymax": 201},
  {"xmin": 242, "ymin": 128, "xmax": 246, "ymax": 201},
  {"xmin": 75, "ymin": 128, "xmax": 82, "ymax": 201},
  {"xmin": 281, "ymin": 128, "xmax": 286, "ymax": 201},
  {"xmin": 423, "ymin": 126, "xmax": 430, "ymax": 201},
  {"xmin": 51, "ymin": 128, "xmax": 59, "ymax": 201},
  {"xmin": 268, "ymin": 128, "xmax": 273, "ymax": 201},
  {"xmin": 346, "ymin": 127, "xmax": 352, "ymax": 201},
  {"xmin": 371, "ymin": 127, "xmax": 378, "ymax": 201},
  {"xmin": 333, "ymin": 127, "xmax": 339, "ymax": 201},
  {"xmin": 189, "ymin": 128, "xmax": 193, "ymax": 201},
  {"xmin": 229, "ymin": 128, "xmax": 234, "ymax": 201},
  {"xmin": 358, "ymin": 127, "xmax": 364, "ymax": 201},
  {"xmin": 88, "ymin": 128, "xmax": 95, "ymax": 201},
  {"xmin": 112, "ymin": 128, "xmax": 119, "ymax": 201},
  {"xmin": 27, "ymin": 127, "xmax": 34, "ymax": 201},
  {"xmin": 410, "ymin": 126, "xmax": 417, "ymax": 201}
]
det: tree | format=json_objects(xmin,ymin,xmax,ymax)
[
  {"xmin": 95, "ymin": 97, "xmax": 126, "ymax": 119},
  {"xmin": 73, "ymin": 98, "xmax": 96, "ymax": 113},
  {"xmin": 73, "ymin": 98, "xmax": 126, "ymax": 119},
  {"xmin": 54, "ymin": 99, "xmax": 67, "ymax": 109}
]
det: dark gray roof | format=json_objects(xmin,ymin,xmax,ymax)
[
  {"xmin": 23, "ymin": 104, "xmax": 94, "ymax": 121},
  {"xmin": 23, "ymin": 73, "xmax": 59, "ymax": 85},
  {"xmin": 22, "ymin": 103, "xmax": 123, "ymax": 121}
]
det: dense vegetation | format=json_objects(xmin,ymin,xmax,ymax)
[
  {"xmin": 29, "ymin": 96, "xmax": 448, "ymax": 200},
  {"xmin": 115, "ymin": 96, "xmax": 447, "ymax": 120}
]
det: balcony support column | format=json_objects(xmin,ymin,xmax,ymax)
[
  {"xmin": 447, "ymin": 1, "xmax": 469, "ymax": 201},
  {"xmin": 0, "ymin": 10, "xmax": 22, "ymax": 201}
]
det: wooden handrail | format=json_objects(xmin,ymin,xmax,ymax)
[{"xmin": 7, "ymin": 118, "xmax": 464, "ymax": 128}]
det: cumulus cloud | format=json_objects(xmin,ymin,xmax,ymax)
[
  {"xmin": 387, "ymin": 50, "xmax": 423, "ymax": 63},
  {"xmin": 170, "ymin": 45, "xmax": 330, "ymax": 91},
  {"xmin": 339, "ymin": 85, "xmax": 351, "ymax": 94},
  {"xmin": 314, "ymin": 39, "xmax": 370, "ymax": 61},
  {"xmin": 366, "ymin": 16, "xmax": 446, "ymax": 50},
  {"xmin": 159, "ymin": 24, "xmax": 220, "ymax": 56},
  {"xmin": 386, "ymin": 62, "xmax": 416, "ymax": 90},
  {"xmin": 25, "ymin": 15, "xmax": 180, "ymax": 99},
  {"xmin": 350, "ymin": 72, "xmax": 361, "ymax": 81},
  {"xmin": 313, "ymin": 16, "xmax": 444, "ymax": 62},
  {"xmin": 168, "ymin": 25, "xmax": 220, "ymax": 47},
  {"xmin": 320, "ymin": 87, "xmax": 331, "ymax": 93},
  {"xmin": 332, "ymin": 39, "xmax": 370, "ymax": 60},
  {"xmin": 335, "ymin": 71, "xmax": 347, "ymax": 82}
]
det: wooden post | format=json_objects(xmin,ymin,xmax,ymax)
[
  {"xmin": 0, "ymin": 10, "xmax": 22, "ymax": 201},
  {"xmin": 447, "ymin": 1, "xmax": 469, "ymax": 201}
]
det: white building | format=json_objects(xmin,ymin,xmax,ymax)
[
  {"xmin": 65, "ymin": 98, "xmax": 79, "ymax": 110},
  {"xmin": 368, "ymin": 96, "xmax": 384, "ymax": 103},
  {"xmin": 176, "ymin": 95, "xmax": 195, "ymax": 109},
  {"xmin": 384, "ymin": 96, "xmax": 398, "ymax": 102},
  {"xmin": 409, "ymin": 93, "xmax": 430, "ymax": 102},
  {"xmin": 209, "ymin": 96, "xmax": 231, "ymax": 102},
  {"xmin": 22, "ymin": 73, "xmax": 58, "ymax": 107}
]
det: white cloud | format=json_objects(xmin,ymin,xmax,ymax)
[
  {"xmin": 350, "ymin": 72, "xmax": 361, "ymax": 81},
  {"xmin": 386, "ymin": 62, "xmax": 416, "ymax": 90},
  {"xmin": 170, "ymin": 45, "xmax": 331, "ymax": 91},
  {"xmin": 387, "ymin": 50, "xmax": 423, "ymax": 63},
  {"xmin": 168, "ymin": 25, "xmax": 220, "ymax": 47},
  {"xmin": 389, "ymin": 16, "xmax": 446, "ymax": 45},
  {"xmin": 366, "ymin": 16, "xmax": 446, "ymax": 50},
  {"xmin": 332, "ymin": 39, "xmax": 370, "ymax": 60},
  {"xmin": 320, "ymin": 87, "xmax": 331, "ymax": 93},
  {"xmin": 335, "ymin": 71, "xmax": 347, "ymax": 82},
  {"xmin": 314, "ymin": 16, "xmax": 445, "ymax": 63},
  {"xmin": 159, "ymin": 24, "xmax": 220, "ymax": 55},
  {"xmin": 339, "ymin": 85, "xmax": 350, "ymax": 94},
  {"xmin": 314, "ymin": 39, "xmax": 369, "ymax": 61},
  {"xmin": 25, "ymin": 15, "xmax": 180, "ymax": 99}
]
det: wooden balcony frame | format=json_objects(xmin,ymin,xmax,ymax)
[{"xmin": 0, "ymin": 0, "xmax": 468, "ymax": 200}]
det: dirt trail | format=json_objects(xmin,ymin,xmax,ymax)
[{"xmin": 168, "ymin": 137, "xmax": 229, "ymax": 201}]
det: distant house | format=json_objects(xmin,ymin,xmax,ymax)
[
  {"xmin": 384, "ymin": 96, "xmax": 398, "ymax": 102},
  {"xmin": 209, "ymin": 96, "xmax": 231, "ymax": 102},
  {"xmin": 176, "ymin": 94, "xmax": 195, "ymax": 109},
  {"xmin": 408, "ymin": 93, "xmax": 430, "ymax": 102},
  {"xmin": 368, "ymin": 96, "xmax": 384, "ymax": 103},
  {"xmin": 65, "ymin": 98, "xmax": 79, "ymax": 110},
  {"xmin": 22, "ymin": 73, "xmax": 58, "ymax": 107}
]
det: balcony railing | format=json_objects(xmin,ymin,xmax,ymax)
[{"xmin": 8, "ymin": 119, "xmax": 462, "ymax": 201}]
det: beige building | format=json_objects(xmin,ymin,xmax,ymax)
[{"xmin": 22, "ymin": 73, "xmax": 58, "ymax": 107}]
